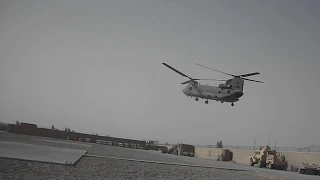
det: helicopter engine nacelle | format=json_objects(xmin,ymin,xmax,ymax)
[{"xmin": 219, "ymin": 84, "xmax": 232, "ymax": 89}]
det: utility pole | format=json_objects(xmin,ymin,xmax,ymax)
[
  {"xmin": 274, "ymin": 137, "xmax": 277, "ymax": 151},
  {"xmin": 254, "ymin": 139, "xmax": 256, "ymax": 150}
]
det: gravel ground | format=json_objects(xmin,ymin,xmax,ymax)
[{"xmin": 0, "ymin": 156, "xmax": 272, "ymax": 180}]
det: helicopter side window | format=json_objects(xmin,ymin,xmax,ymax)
[
  {"xmin": 227, "ymin": 90, "xmax": 230, "ymax": 94},
  {"xmin": 189, "ymin": 87, "xmax": 192, "ymax": 90}
]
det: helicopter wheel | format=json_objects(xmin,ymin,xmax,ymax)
[
  {"xmin": 231, "ymin": 103, "xmax": 234, "ymax": 107},
  {"xmin": 205, "ymin": 100, "xmax": 209, "ymax": 104},
  {"xmin": 195, "ymin": 98, "xmax": 199, "ymax": 101}
]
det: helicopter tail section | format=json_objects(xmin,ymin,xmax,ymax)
[{"xmin": 226, "ymin": 77, "xmax": 244, "ymax": 91}]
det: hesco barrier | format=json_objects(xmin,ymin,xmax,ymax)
[{"xmin": 7, "ymin": 124, "xmax": 146, "ymax": 148}]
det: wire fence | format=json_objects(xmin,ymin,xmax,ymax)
[{"xmin": 195, "ymin": 145, "xmax": 320, "ymax": 152}]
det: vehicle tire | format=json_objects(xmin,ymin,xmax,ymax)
[
  {"xmin": 268, "ymin": 164, "xmax": 274, "ymax": 169},
  {"xmin": 250, "ymin": 158, "xmax": 254, "ymax": 166},
  {"xmin": 299, "ymin": 169, "xmax": 306, "ymax": 174},
  {"xmin": 258, "ymin": 160, "xmax": 264, "ymax": 168},
  {"xmin": 280, "ymin": 155, "xmax": 285, "ymax": 161}
]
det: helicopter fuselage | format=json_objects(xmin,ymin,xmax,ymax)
[
  {"xmin": 162, "ymin": 62, "xmax": 262, "ymax": 106},
  {"xmin": 182, "ymin": 84, "xmax": 243, "ymax": 103}
]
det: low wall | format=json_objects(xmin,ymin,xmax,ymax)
[
  {"xmin": 195, "ymin": 147, "xmax": 320, "ymax": 170},
  {"xmin": 195, "ymin": 147, "xmax": 222, "ymax": 161},
  {"xmin": 8, "ymin": 124, "xmax": 146, "ymax": 147}
]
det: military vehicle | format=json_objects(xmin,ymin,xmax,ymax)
[
  {"xmin": 249, "ymin": 146, "xmax": 287, "ymax": 170},
  {"xmin": 298, "ymin": 163, "xmax": 320, "ymax": 175}
]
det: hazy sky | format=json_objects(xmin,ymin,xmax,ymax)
[{"xmin": 1, "ymin": 0, "xmax": 319, "ymax": 147}]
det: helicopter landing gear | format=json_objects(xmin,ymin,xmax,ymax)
[
  {"xmin": 205, "ymin": 100, "xmax": 209, "ymax": 104},
  {"xmin": 231, "ymin": 103, "xmax": 234, "ymax": 107},
  {"xmin": 195, "ymin": 97, "xmax": 199, "ymax": 101}
]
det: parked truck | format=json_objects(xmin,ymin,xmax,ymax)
[
  {"xmin": 249, "ymin": 146, "xmax": 287, "ymax": 170},
  {"xmin": 298, "ymin": 163, "xmax": 320, "ymax": 175}
]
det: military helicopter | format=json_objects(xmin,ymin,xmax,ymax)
[{"xmin": 162, "ymin": 63, "xmax": 263, "ymax": 106}]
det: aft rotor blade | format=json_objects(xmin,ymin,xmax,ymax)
[
  {"xmin": 181, "ymin": 80, "xmax": 191, "ymax": 84},
  {"xmin": 162, "ymin": 63, "xmax": 192, "ymax": 80},
  {"xmin": 181, "ymin": 79, "xmax": 224, "ymax": 85},
  {"xmin": 242, "ymin": 77, "xmax": 264, "ymax": 83},
  {"xmin": 194, "ymin": 78, "xmax": 226, "ymax": 81},
  {"xmin": 194, "ymin": 63, "xmax": 235, "ymax": 77},
  {"xmin": 240, "ymin": 72, "xmax": 260, "ymax": 77}
]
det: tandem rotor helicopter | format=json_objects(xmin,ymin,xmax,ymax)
[{"xmin": 162, "ymin": 63, "xmax": 263, "ymax": 106}]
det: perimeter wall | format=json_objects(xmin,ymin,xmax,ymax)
[{"xmin": 7, "ymin": 124, "xmax": 146, "ymax": 147}]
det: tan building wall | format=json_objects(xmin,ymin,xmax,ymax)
[
  {"xmin": 195, "ymin": 147, "xmax": 223, "ymax": 160},
  {"xmin": 195, "ymin": 147, "xmax": 320, "ymax": 170}
]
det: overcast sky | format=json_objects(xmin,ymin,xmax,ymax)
[{"xmin": 1, "ymin": 0, "xmax": 319, "ymax": 147}]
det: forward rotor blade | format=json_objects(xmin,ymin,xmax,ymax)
[
  {"xmin": 242, "ymin": 78, "xmax": 264, "ymax": 83},
  {"xmin": 162, "ymin": 63, "xmax": 192, "ymax": 80},
  {"xmin": 240, "ymin": 72, "xmax": 260, "ymax": 77},
  {"xmin": 194, "ymin": 63, "xmax": 235, "ymax": 77}
]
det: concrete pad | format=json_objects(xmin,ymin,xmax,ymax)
[{"xmin": 0, "ymin": 141, "xmax": 87, "ymax": 165}]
